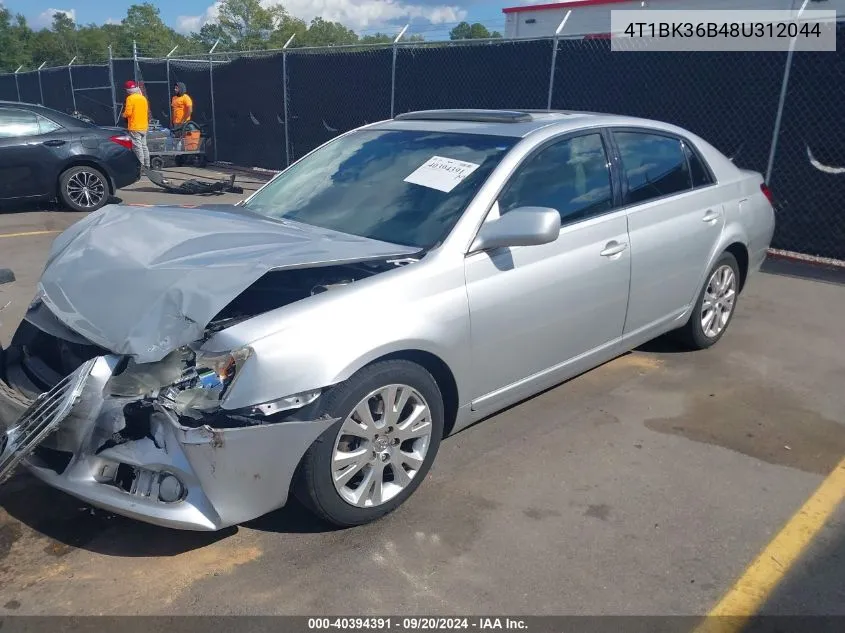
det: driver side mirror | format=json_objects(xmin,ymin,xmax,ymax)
[
  {"xmin": 0, "ymin": 269, "xmax": 14, "ymax": 286},
  {"xmin": 469, "ymin": 206, "xmax": 561, "ymax": 254}
]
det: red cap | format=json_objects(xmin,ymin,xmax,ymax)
[{"xmin": 124, "ymin": 80, "xmax": 137, "ymax": 89}]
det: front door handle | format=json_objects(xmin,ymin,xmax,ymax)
[
  {"xmin": 702, "ymin": 208, "xmax": 721, "ymax": 222},
  {"xmin": 42, "ymin": 139, "xmax": 66, "ymax": 147},
  {"xmin": 600, "ymin": 241, "xmax": 628, "ymax": 257}
]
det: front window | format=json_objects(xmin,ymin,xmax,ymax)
[{"xmin": 243, "ymin": 129, "xmax": 516, "ymax": 249}]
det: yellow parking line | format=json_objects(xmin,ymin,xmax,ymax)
[
  {"xmin": 0, "ymin": 230, "xmax": 60, "ymax": 239},
  {"xmin": 694, "ymin": 456, "xmax": 845, "ymax": 633}
]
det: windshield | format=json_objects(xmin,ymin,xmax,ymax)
[{"xmin": 243, "ymin": 129, "xmax": 516, "ymax": 249}]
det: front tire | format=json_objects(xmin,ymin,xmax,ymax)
[
  {"xmin": 676, "ymin": 251, "xmax": 740, "ymax": 350},
  {"xmin": 58, "ymin": 166, "xmax": 109, "ymax": 212},
  {"xmin": 294, "ymin": 360, "xmax": 444, "ymax": 527}
]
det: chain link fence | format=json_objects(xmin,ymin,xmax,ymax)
[{"xmin": 1, "ymin": 25, "xmax": 844, "ymax": 261}]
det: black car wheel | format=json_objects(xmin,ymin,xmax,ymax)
[
  {"xmin": 59, "ymin": 166, "xmax": 109, "ymax": 212},
  {"xmin": 150, "ymin": 156, "xmax": 165, "ymax": 171}
]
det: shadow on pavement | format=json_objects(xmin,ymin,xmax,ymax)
[
  {"xmin": 0, "ymin": 473, "xmax": 234, "ymax": 557},
  {"xmin": 242, "ymin": 498, "xmax": 339, "ymax": 535},
  {"xmin": 761, "ymin": 257, "xmax": 845, "ymax": 287},
  {"xmin": 636, "ymin": 335, "xmax": 694, "ymax": 355},
  {"xmin": 0, "ymin": 196, "xmax": 124, "ymax": 215},
  {"xmin": 757, "ymin": 506, "xmax": 845, "ymax": 616}
]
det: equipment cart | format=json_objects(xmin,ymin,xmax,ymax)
[{"xmin": 147, "ymin": 121, "xmax": 212, "ymax": 170}]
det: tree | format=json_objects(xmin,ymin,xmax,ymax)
[
  {"xmin": 217, "ymin": 0, "xmax": 287, "ymax": 50},
  {"xmin": 300, "ymin": 17, "xmax": 359, "ymax": 47},
  {"xmin": 192, "ymin": 22, "xmax": 232, "ymax": 52},
  {"xmin": 449, "ymin": 21, "xmax": 499, "ymax": 40},
  {"xmin": 51, "ymin": 12, "xmax": 78, "ymax": 59},
  {"xmin": 266, "ymin": 14, "xmax": 308, "ymax": 49},
  {"xmin": 359, "ymin": 33, "xmax": 393, "ymax": 44},
  {"xmin": 121, "ymin": 3, "xmax": 181, "ymax": 57},
  {"xmin": 0, "ymin": 8, "xmax": 32, "ymax": 71}
]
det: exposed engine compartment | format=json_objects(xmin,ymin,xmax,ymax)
[
  {"xmin": 3, "ymin": 258, "xmax": 417, "ymax": 427},
  {"xmin": 205, "ymin": 259, "xmax": 410, "ymax": 333}
]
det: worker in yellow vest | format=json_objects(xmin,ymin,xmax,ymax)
[{"xmin": 122, "ymin": 80, "xmax": 150, "ymax": 170}]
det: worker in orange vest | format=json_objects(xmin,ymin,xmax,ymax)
[
  {"xmin": 122, "ymin": 80, "xmax": 150, "ymax": 169},
  {"xmin": 171, "ymin": 82, "xmax": 193, "ymax": 130}
]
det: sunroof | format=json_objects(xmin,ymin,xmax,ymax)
[{"xmin": 394, "ymin": 110, "xmax": 535, "ymax": 123}]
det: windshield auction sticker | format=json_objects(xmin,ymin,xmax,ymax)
[{"xmin": 404, "ymin": 156, "xmax": 481, "ymax": 193}]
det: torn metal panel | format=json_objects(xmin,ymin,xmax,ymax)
[
  {"xmin": 2, "ymin": 354, "xmax": 340, "ymax": 530},
  {"xmin": 37, "ymin": 204, "xmax": 420, "ymax": 364}
]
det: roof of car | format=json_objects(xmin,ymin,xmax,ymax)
[
  {"xmin": 370, "ymin": 109, "xmax": 686, "ymax": 139},
  {"xmin": 0, "ymin": 100, "xmax": 42, "ymax": 108}
]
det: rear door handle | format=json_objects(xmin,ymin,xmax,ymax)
[
  {"xmin": 600, "ymin": 241, "xmax": 628, "ymax": 257},
  {"xmin": 42, "ymin": 139, "xmax": 66, "ymax": 147},
  {"xmin": 702, "ymin": 208, "xmax": 721, "ymax": 222}
]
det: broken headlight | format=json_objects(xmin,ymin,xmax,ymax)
[
  {"xmin": 107, "ymin": 346, "xmax": 252, "ymax": 418},
  {"xmin": 160, "ymin": 347, "xmax": 253, "ymax": 418}
]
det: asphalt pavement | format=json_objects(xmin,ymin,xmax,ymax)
[{"xmin": 0, "ymin": 174, "xmax": 843, "ymax": 617}]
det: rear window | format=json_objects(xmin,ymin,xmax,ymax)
[
  {"xmin": 38, "ymin": 107, "xmax": 96, "ymax": 129},
  {"xmin": 613, "ymin": 131, "xmax": 692, "ymax": 204},
  {"xmin": 0, "ymin": 108, "xmax": 40, "ymax": 138},
  {"xmin": 683, "ymin": 142, "xmax": 714, "ymax": 188}
]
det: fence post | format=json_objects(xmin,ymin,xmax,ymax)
[
  {"xmin": 765, "ymin": 0, "xmax": 809, "ymax": 184},
  {"xmin": 132, "ymin": 40, "xmax": 139, "ymax": 85},
  {"xmin": 209, "ymin": 52, "xmax": 217, "ymax": 163},
  {"xmin": 165, "ymin": 45, "xmax": 178, "ymax": 128},
  {"xmin": 108, "ymin": 45, "xmax": 119, "ymax": 125},
  {"xmin": 547, "ymin": 10, "xmax": 572, "ymax": 111},
  {"xmin": 391, "ymin": 24, "xmax": 409, "ymax": 118},
  {"xmin": 14, "ymin": 66, "xmax": 22, "ymax": 102},
  {"xmin": 68, "ymin": 56, "xmax": 77, "ymax": 112},
  {"xmin": 282, "ymin": 33, "xmax": 296, "ymax": 168},
  {"xmin": 37, "ymin": 62, "xmax": 46, "ymax": 105}
]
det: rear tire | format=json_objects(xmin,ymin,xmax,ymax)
[
  {"xmin": 150, "ymin": 156, "xmax": 164, "ymax": 171},
  {"xmin": 58, "ymin": 166, "xmax": 109, "ymax": 212},
  {"xmin": 676, "ymin": 252, "xmax": 740, "ymax": 350},
  {"xmin": 294, "ymin": 360, "xmax": 444, "ymax": 527}
]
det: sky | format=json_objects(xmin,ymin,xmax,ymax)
[{"xmin": 0, "ymin": 0, "xmax": 545, "ymax": 40}]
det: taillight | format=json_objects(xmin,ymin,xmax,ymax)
[
  {"xmin": 760, "ymin": 183, "xmax": 774, "ymax": 206},
  {"xmin": 110, "ymin": 134, "xmax": 133, "ymax": 150}
]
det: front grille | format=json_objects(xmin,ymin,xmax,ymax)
[{"xmin": 0, "ymin": 359, "xmax": 95, "ymax": 482}]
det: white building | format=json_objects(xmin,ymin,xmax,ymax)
[{"xmin": 503, "ymin": 0, "xmax": 843, "ymax": 39}]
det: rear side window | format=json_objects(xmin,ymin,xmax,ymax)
[
  {"xmin": 683, "ymin": 142, "xmax": 714, "ymax": 188},
  {"xmin": 498, "ymin": 132, "xmax": 614, "ymax": 227},
  {"xmin": 614, "ymin": 131, "xmax": 691, "ymax": 204},
  {"xmin": 0, "ymin": 108, "xmax": 40, "ymax": 138},
  {"xmin": 37, "ymin": 115, "xmax": 63, "ymax": 135}
]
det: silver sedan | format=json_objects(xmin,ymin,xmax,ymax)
[{"xmin": 0, "ymin": 109, "xmax": 775, "ymax": 530}]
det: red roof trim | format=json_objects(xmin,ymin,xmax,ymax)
[{"xmin": 503, "ymin": 0, "xmax": 632, "ymax": 14}]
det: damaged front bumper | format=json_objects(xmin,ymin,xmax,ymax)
[{"xmin": 0, "ymin": 354, "xmax": 336, "ymax": 531}]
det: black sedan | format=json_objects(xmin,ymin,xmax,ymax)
[{"xmin": 0, "ymin": 101, "xmax": 141, "ymax": 212}]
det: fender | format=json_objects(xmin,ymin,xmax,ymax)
[{"xmin": 682, "ymin": 221, "xmax": 750, "ymax": 322}]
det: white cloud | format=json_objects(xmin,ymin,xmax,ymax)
[
  {"xmin": 177, "ymin": 2, "xmax": 221, "ymax": 34},
  {"xmin": 105, "ymin": 17, "xmax": 119, "ymax": 25},
  {"xmin": 33, "ymin": 7, "xmax": 76, "ymax": 28},
  {"xmin": 177, "ymin": 0, "xmax": 466, "ymax": 34}
]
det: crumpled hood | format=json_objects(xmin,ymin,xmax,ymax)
[{"xmin": 36, "ymin": 204, "xmax": 418, "ymax": 363}]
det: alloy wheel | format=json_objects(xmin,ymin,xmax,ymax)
[
  {"xmin": 701, "ymin": 264, "xmax": 737, "ymax": 338},
  {"xmin": 331, "ymin": 384, "xmax": 433, "ymax": 508},
  {"xmin": 66, "ymin": 170, "xmax": 106, "ymax": 208}
]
